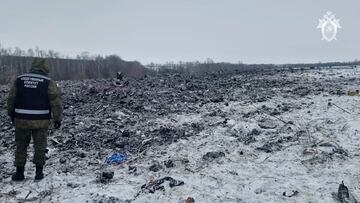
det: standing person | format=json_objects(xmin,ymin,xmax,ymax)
[{"xmin": 7, "ymin": 58, "xmax": 63, "ymax": 181}]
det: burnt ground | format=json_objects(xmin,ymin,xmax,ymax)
[{"xmin": 1, "ymin": 68, "xmax": 360, "ymax": 202}]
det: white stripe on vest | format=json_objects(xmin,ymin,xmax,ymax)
[
  {"xmin": 17, "ymin": 73, "xmax": 51, "ymax": 80},
  {"xmin": 15, "ymin": 109, "xmax": 50, "ymax": 115}
]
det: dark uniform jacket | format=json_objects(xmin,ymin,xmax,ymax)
[{"xmin": 7, "ymin": 62, "xmax": 63, "ymax": 129}]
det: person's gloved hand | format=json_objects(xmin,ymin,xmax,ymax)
[{"xmin": 54, "ymin": 121, "xmax": 61, "ymax": 129}]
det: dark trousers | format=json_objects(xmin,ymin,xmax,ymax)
[{"xmin": 15, "ymin": 128, "xmax": 48, "ymax": 167}]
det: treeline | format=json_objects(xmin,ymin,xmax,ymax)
[
  {"xmin": 280, "ymin": 61, "xmax": 360, "ymax": 69},
  {"xmin": 0, "ymin": 45, "xmax": 147, "ymax": 84},
  {"xmin": 148, "ymin": 59, "xmax": 360, "ymax": 75},
  {"xmin": 148, "ymin": 59, "xmax": 276, "ymax": 75}
]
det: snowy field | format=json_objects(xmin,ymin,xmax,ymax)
[{"xmin": 1, "ymin": 67, "xmax": 360, "ymax": 203}]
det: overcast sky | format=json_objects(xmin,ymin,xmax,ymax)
[{"xmin": 0, "ymin": 0, "xmax": 359, "ymax": 64}]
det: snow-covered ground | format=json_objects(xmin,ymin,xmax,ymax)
[{"xmin": 1, "ymin": 67, "xmax": 360, "ymax": 203}]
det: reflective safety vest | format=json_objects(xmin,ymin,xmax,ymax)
[{"xmin": 14, "ymin": 73, "xmax": 51, "ymax": 120}]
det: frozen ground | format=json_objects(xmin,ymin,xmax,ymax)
[{"xmin": 1, "ymin": 67, "xmax": 360, "ymax": 203}]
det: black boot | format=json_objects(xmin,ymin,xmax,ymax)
[
  {"xmin": 11, "ymin": 166, "xmax": 25, "ymax": 181},
  {"xmin": 35, "ymin": 165, "xmax": 44, "ymax": 180}
]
